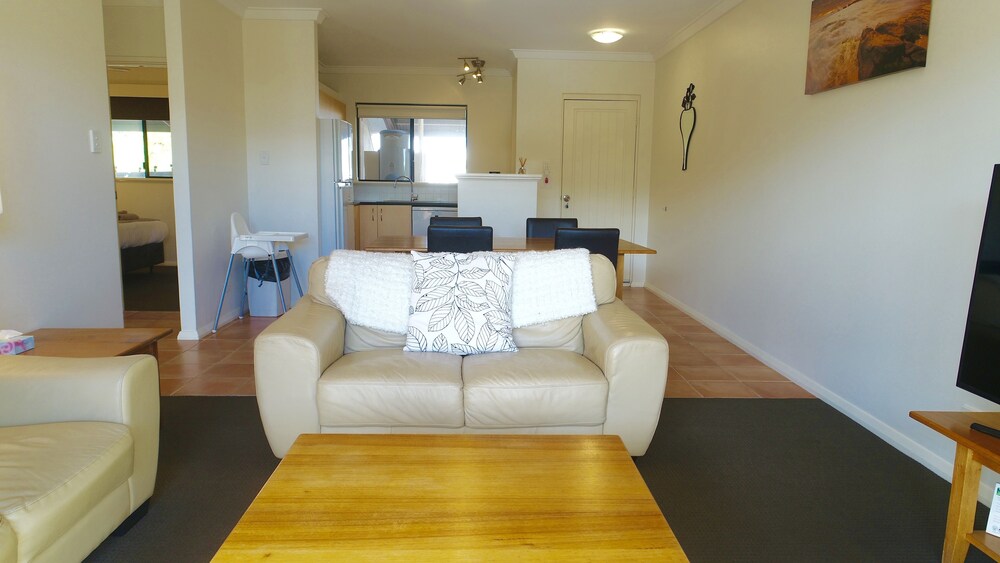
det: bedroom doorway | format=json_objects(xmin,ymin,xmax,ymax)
[
  {"xmin": 109, "ymin": 72, "xmax": 179, "ymax": 314},
  {"xmin": 104, "ymin": 5, "xmax": 180, "ymax": 318}
]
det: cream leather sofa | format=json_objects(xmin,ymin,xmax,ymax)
[
  {"xmin": 255, "ymin": 253, "xmax": 668, "ymax": 458},
  {"xmin": 0, "ymin": 355, "xmax": 159, "ymax": 563}
]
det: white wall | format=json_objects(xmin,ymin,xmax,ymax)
[
  {"xmin": 164, "ymin": 0, "xmax": 248, "ymax": 338},
  {"xmin": 116, "ymin": 179, "xmax": 178, "ymax": 264},
  {"xmin": 513, "ymin": 56, "xmax": 655, "ymax": 285},
  {"xmin": 648, "ymin": 0, "xmax": 1000, "ymax": 496},
  {"xmin": 243, "ymin": 16, "xmax": 321, "ymax": 300},
  {"xmin": 103, "ymin": 4, "xmax": 166, "ymax": 64},
  {"xmin": 0, "ymin": 0, "xmax": 124, "ymax": 329},
  {"xmin": 320, "ymin": 71, "xmax": 514, "ymax": 175}
]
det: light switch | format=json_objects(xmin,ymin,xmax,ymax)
[{"xmin": 88, "ymin": 130, "xmax": 101, "ymax": 153}]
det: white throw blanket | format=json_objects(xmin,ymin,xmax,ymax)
[
  {"xmin": 324, "ymin": 250, "xmax": 413, "ymax": 334},
  {"xmin": 324, "ymin": 248, "xmax": 597, "ymax": 334},
  {"xmin": 509, "ymin": 248, "xmax": 596, "ymax": 328}
]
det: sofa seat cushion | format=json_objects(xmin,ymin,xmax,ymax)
[
  {"xmin": 318, "ymin": 350, "xmax": 464, "ymax": 427},
  {"xmin": 462, "ymin": 350, "xmax": 608, "ymax": 428},
  {"xmin": 0, "ymin": 422, "xmax": 133, "ymax": 561}
]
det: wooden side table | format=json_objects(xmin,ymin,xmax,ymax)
[
  {"xmin": 911, "ymin": 411, "xmax": 1000, "ymax": 562},
  {"xmin": 22, "ymin": 328, "xmax": 173, "ymax": 360}
]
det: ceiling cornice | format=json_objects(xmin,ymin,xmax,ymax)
[
  {"xmin": 318, "ymin": 65, "xmax": 512, "ymax": 77},
  {"xmin": 510, "ymin": 50, "xmax": 654, "ymax": 63},
  {"xmin": 107, "ymin": 55, "xmax": 168, "ymax": 68},
  {"xmin": 243, "ymin": 7, "xmax": 327, "ymax": 23},
  {"xmin": 654, "ymin": 0, "xmax": 745, "ymax": 58}
]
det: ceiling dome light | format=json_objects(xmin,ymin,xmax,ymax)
[{"xmin": 589, "ymin": 29, "xmax": 624, "ymax": 44}]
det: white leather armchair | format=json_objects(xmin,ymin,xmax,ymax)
[{"xmin": 0, "ymin": 355, "xmax": 160, "ymax": 563}]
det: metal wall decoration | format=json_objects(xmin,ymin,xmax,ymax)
[{"xmin": 679, "ymin": 83, "xmax": 696, "ymax": 171}]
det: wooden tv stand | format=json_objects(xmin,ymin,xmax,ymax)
[{"xmin": 911, "ymin": 411, "xmax": 1000, "ymax": 562}]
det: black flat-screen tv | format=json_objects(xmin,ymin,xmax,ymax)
[{"xmin": 956, "ymin": 164, "xmax": 1000, "ymax": 404}]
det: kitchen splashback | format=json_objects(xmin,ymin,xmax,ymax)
[{"xmin": 353, "ymin": 181, "xmax": 457, "ymax": 203}]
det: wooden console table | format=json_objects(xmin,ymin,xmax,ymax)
[
  {"xmin": 23, "ymin": 328, "xmax": 173, "ymax": 360},
  {"xmin": 910, "ymin": 411, "xmax": 1000, "ymax": 562}
]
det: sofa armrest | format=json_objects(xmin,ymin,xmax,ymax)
[
  {"xmin": 583, "ymin": 300, "xmax": 668, "ymax": 456},
  {"xmin": 0, "ymin": 517, "xmax": 15, "ymax": 563},
  {"xmin": 0, "ymin": 355, "xmax": 160, "ymax": 509},
  {"xmin": 255, "ymin": 295, "xmax": 345, "ymax": 458}
]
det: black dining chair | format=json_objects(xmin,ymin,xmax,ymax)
[
  {"xmin": 427, "ymin": 225, "xmax": 493, "ymax": 253},
  {"xmin": 554, "ymin": 228, "xmax": 620, "ymax": 270},
  {"xmin": 429, "ymin": 216, "xmax": 483, "ymax": 227},
  {"xmin": 525, "ymin": 217, "xmax": 578, "ymax": 238}
]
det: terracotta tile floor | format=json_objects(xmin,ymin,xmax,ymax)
[
  {"xmin": 621, "ymin": 288, "xmax": 812, "ymax": 399},
  {"xmin": 126, "ymin": 288, "xmax": 812, "ymax": 399}
]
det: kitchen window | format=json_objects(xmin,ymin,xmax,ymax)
[{"xmin": 356, "ymin": 104, "xmax": 467, "ymax": 183}]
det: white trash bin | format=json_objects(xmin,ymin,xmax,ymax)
[{"xmin": 246, "ymin": 258, "xmax": 292, "ymax": 317}]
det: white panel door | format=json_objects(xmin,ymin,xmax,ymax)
[{"xmin": 561, "ymin": 99, "xmax": 638, "ymax": 276}]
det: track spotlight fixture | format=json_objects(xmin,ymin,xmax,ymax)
[{"xmin": 457, "ymin": 57, "xmax": 485, "ymax": 85}]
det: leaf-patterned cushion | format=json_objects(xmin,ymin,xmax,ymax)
[{"xmin": 404, "ymin": 251, "xmax": 518, "ymax": 355}]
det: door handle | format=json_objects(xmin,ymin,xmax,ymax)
[{"xmin": 562, "ymin": 195, "xmax": 571, "ymax": 202}]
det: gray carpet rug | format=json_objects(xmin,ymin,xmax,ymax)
[{"xmin": 86, "ymin": 397, "xmax": 992, "ymax": 562}]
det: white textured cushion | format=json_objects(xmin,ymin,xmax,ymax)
[
  {"xmin": 462, "ymin": 349, "xmax": 609, "ymax": 428},
  {"xmin": 318, "ymin": 350, "xmax": 464, "ymax": 427},
  {"xmin": 404, "ymin": 252, "xmax": 517, "ymax": 355},
  {"xmin": 0, "ymin": 422, "xmax": 133, "ymax": 562},
  {"xmin": 510, "ymin": 248, "xmax": 596, "ymax": 327}
]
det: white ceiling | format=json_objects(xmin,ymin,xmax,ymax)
[{"xmin": 223, "ymin": 0, "xmax": 743, "ymax": 72}]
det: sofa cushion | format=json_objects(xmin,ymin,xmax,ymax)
[
  {"xmin": 318, "ymin": 350, "xmax": 464, "ymax": 427},
  {"xmin": 404, "ymin": 252, "xmax": 517, "ymax": 355},
  {"xmin": 462, "ymin": 350, "xmax": 608, "ymax": 428},
  {"xmin": 0, "ymin": 422, "xmax": 133, "ymax": 562}
]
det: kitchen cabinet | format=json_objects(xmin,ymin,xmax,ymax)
[{"xmin": 356, "ymin": 204, "xmax": 411, "ymax": 249}]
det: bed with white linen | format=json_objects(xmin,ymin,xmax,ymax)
[{"xmin": 118, "ymin": 217, "xmax": 168, "ymax": 273}]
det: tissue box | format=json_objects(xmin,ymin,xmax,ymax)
[{"xmin": 0, "ymin": 335, "xmax": 34, "ymax": 355}]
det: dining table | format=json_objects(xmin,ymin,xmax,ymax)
[{"xmin": 364, "ymin": 236, "xmax": 656, "ymax": 298}]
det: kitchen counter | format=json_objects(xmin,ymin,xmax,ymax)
[{"xmin": 353, "ymin": 201, "xmax": 456, "ymax": 207}]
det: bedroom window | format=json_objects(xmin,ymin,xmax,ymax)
[
  {"xmin": 111, "ymin": 119, "xmax": 173, "ymax": 179},
  {"xmin": 356, "ymin": 104, "xmax": 467, "ymax": 183}
]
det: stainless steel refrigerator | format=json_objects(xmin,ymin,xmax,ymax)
[{"xmin": 318, "ymin": 119, "xmax": 354, "ymax": 255}]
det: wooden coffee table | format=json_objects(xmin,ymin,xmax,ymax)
[
  {"xmin": 23, "ymin": 328, "xmax": 173, "ymax": 360},
  {"xmin": 214, "ymin": 434, "xmax": 688, "ymax": 561}
]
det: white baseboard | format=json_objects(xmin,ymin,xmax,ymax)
[
  {"xmin": 642, "ymin": 283, "xmax": 990, "ymax": 502},
  {"xmin": 176, "ymin": 310, "xmax": 240, "ymax": 341}
]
